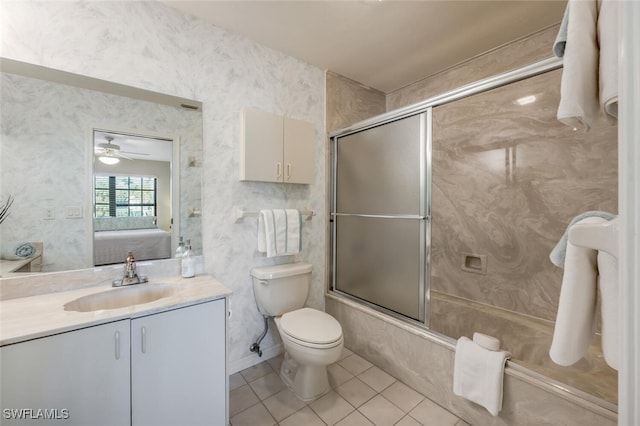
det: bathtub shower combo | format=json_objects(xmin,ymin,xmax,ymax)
[{"xmin": 329, "ymin": 58, "xmax": 618, "ymax": 412}]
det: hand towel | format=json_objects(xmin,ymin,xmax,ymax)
[
  {"xmin": 257, "ymin": 209, "xmax": 301, "ymax": 258},
  {"xmin": 549, "ymin": 211, "xmax": 615, "ymax": 268},
  {"xmin": 597, "ymin": 0, "xmax": 618, "ymax": 120},
  {"xmin": 0, "ymin": 242, "xmax": 36, "ymax": 260},
  {"xmin": 597, "ymin": 250, "xmax": 619, "ymax": 370},
  {"xmin": 258, "ymin": 210, "xmax": 275, "ymax": 256},
  {"xmin": 453, "ymin": 336, "xmax": 511, "ymax": 416},
  {"xmin": 549, "ymin": 235, "xmax": 598, "ymax": 366}
]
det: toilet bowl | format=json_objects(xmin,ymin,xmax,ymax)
[
  {"xmin": 250, "ymin": 263, "xmax": 344, "ymax": 401},
  {"xmin": 275, "ymin": 308, "xmax": 343, "ymax": 401}
]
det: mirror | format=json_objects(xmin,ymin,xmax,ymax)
[{"xmin": 0, "ymin": 58, "xmax": 203, "ymax": 276}]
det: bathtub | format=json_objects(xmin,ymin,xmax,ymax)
[
  {"xmin": 430, "ymin": 290, "xmax": 617, "ymax": 406},
  {"xmin": 326, "ymin": 291, "xmax": 618, "ymax": 426}
]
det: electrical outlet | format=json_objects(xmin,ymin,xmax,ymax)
[
  {"xmin": 65, "ymin": 206, "xmax": 83, "ymax": 219},
  {"xmin": 43, "ymin": 207, "xmax": 55, "ymax": 220}
]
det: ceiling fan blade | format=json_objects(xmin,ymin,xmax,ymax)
[
  {"xmin": 116, "ymin": 152, "xmax": 133, "ymax": 160},
  {"xmin": 120, "ymin": 151, "xmax": 150, "ymax": 156}
]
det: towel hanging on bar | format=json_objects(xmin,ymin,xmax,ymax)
[{"xmin": 257, "ymin": 209, "xmax": 302, "ymax": 258}]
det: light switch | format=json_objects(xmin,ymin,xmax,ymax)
[
  {"xmin": 65, "ymin": 206, "xmax": 83, "ymax": 218},
  {"xmin": 43, "ymin": 207, "xmax": 55, "ymax": 220}
]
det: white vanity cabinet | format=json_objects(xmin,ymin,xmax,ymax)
[
  {"xmin": 0, "ymin": 299, "xmax": 226, "ymax": 426},
  {"xmin": 240, "ymin": 107, "xmax": 315, "ymax": 184},
  {"xmin": 0, "ymin": 319, "xmax": 131, "ymax": 426},
  {"xmin": 131, "ymin": 300, "xmax": 226, "ymax": 426}
]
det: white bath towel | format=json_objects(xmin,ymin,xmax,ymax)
[
  {"xmin": 556, "ymin": 0, "xmax": 619, "ymax": 130},
  {"xmin": 453, "ymin": 336, "xmax": 511, "ymax": 416},
  {"xmin": 553, "ymin": 3, "xmax": 570, "ymax": 57},
  {"xmin": 549, "ymin": 216, "xmax": 619, "ymax": 370},
  {"xmin": 257, "ymin": 209, "xmax": 301, "ymax": 258},
  {"xmin": 557, "ymin": 0, "xmax": 600, "ymax": 131},
  {"xmin": 598, "ymin": 0, "xmax": 619, "ymax": 120},
  {"xmin": 597, "ymin": 250, "xmax": 619, "ymax": 370}
]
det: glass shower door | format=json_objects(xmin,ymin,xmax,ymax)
[{"xmin": 331, "ymin": 111, "xmax": 430, "ymax": 323}]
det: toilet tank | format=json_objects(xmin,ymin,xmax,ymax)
[{"xmin": 251, "ymin": 263, "xmax": 312, "ymax": 316}]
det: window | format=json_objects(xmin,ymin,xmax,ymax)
[{"xmin": 94, "ymin": 176, "xmax": 157, "ymax": 217}]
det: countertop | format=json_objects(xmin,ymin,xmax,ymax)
[{"xmin": 0, "ymin": 274, "xmax": 232, "ymax": 346}]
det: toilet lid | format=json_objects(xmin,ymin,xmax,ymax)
[{"xmin": 280, "ymin": 308, "xmax": 342, "ymax": 345}]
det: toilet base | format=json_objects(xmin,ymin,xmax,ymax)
[{"xmin": 279, "ymin": 352, "xmax": 331, "ymax": 402}]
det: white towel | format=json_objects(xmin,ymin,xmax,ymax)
[
  {"xmin": 553, "ymin": 3, "xmax": 570, "ymax": 57},
  {"xmin": 453, "ymin": 336, "xmax": 511, "ymax": 416},
  {"xmin": 597, "ymin": 250, "xmax": 619, "ymax": 369},
  {"xmin": 598, "ymin": 0, "xmax": 618, "ymax": 120},
  {"xmin": 557, "ymin": 0, "xmax": 599, "ymax": 131},
  {"xmin": 257, "ymin": 209, "xmax": 301, "ymax": 258},
  {"xmin": 549, "ymin": 216, "xmax": 619, "ymax": 370},
  {"xmin": 556, "ymin": 0, "xmax": 619, "ymax": 130}
]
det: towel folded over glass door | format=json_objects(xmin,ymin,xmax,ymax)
[{"xmin": 332, "ymin": 112, "xmax": 429, "ymax": 323}]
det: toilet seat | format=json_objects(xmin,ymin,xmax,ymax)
[{"xmin": 279, "ymin": 308, "xmax": 342, "ymax": 347}]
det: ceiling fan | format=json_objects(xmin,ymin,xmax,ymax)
[{"xmin": 95, "ymin": 135, "xmax": 149, "ymax": 164}]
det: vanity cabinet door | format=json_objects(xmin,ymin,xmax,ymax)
[
  {"xmin": 0, "ymin": 320, "xmax": 131, "ymax": 426},
  {"xmin": 131, "ymin": 300, "xmax": 226, "ymax": 426}
]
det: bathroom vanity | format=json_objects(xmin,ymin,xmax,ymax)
[{"xmin": 0, "ymin": 275, "xmax": 231, "ymax": 426}]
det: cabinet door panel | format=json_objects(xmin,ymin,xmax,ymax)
[
  {"xmin": 0, "ymin": 320, "xmax": 131, "ymax": 426},
  {"xmin": 240, "ymin": 108, "xmax": 283, "ymax": 182},
  {"xmin": 131, "ymin": 300, "xmax": 226, "ymax": 426},
  {"xmin": 284, "ymin": 117, "xmax": 315, "ymax": 184}
]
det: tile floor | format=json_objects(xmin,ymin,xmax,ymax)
[{"xmin": 229, "ymin": 348, "xmax": 469, "ymax": 426}]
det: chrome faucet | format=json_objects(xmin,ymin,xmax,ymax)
[{"xmin": 113, "ymin": 251, "xmax": 148, "ymax": 287}]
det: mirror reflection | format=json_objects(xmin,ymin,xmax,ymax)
[
  {"xmin": 93, "ymin": 131, "xmax": 173, "ymax": 266},
  {"xmin": 0, "ymin": 60, "xmax": 203, "ymax": 276}
]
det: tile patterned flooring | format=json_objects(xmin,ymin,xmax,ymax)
[{"xmin": 229, "ymin": 348, "xmax": 469, "ymax": 426}]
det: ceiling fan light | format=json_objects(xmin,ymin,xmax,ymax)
[{"xmin": 98, "ymin": 156, "xmax": 120, "ymax": 165}]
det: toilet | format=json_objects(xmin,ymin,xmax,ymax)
[{"xmin": 251, "ymin": 262, "xmax": 344, "ymax": 401}]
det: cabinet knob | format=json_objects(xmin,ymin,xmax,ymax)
[
  {"xmin": 276, "ymin": 162, "xmax": 282, "ymax": 179},
  {"xmin": 286, "ymin": 163, "xmax": 292, "ymax": 180}
]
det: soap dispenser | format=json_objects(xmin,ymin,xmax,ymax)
[
  {"xmin": 175, "ymin": 236, "xmax": 185, "ymax": 258},
  {"xmin": 181, "ymin": 239, "xmax": 195, "ymax": 278}
]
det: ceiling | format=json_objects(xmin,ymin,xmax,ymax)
[
  {"xmin": 163, "ymin": 0, "xmax": 566, "ymax": 93},
  {"xmin": 95, "ymin": 131, "xmax": 173, "ymax": 162}
]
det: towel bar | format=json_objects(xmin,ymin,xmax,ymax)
[
  {"xmin": 233, "ymin": 206, "xmax": 315, "ymax": 223},
  {"xmin": 569, "ymin": 217, "xmax": 619, "ymax": 258}
]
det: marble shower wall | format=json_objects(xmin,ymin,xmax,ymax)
[
  {"xmin": 1, "ymin": 1, "xmax": 325, "ymax": 370},
  {"xmin": 430, "ymin": 69, "xmax": 617, "ymax": 322},
  {"xmin": 387, "ymin": 26, "xmax": 560, "ymax": 110},
  {"xmin": 325, "ymin": 71, "xmax": 386, "ymax": 133}
]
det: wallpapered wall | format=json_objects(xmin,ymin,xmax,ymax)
[
  {"xmin": 1, "ymin": 72, "xmax": 201, "ymax": 272},
  {"xmin": 1, "ymin": 0, "xmax": 326, "ymax": 371}
]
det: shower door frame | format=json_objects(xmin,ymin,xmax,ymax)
[
  {"xmin": 329, "ymin": 56, "xmax": 563, "ymax": 328},
  {"xmin": 330, "ymin": 110, "xmax": 432, "ymax": 326}
]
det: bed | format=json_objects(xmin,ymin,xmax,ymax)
[{"xmin": 94, "ymin": 228, "xmax": 171, "ymax": 266}]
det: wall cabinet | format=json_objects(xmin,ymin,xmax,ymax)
[
  {"xmin": 240, "ymin": 107, "xmax": 315, "ymax": 184},
  {"xmin": 0, "ymin": 300, "xmax": 226, "ymax": 426}
]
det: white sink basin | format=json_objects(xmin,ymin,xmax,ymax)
[{"xmin": 64, "ymin": 284, "xmax": 175, "ymax": 312}]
